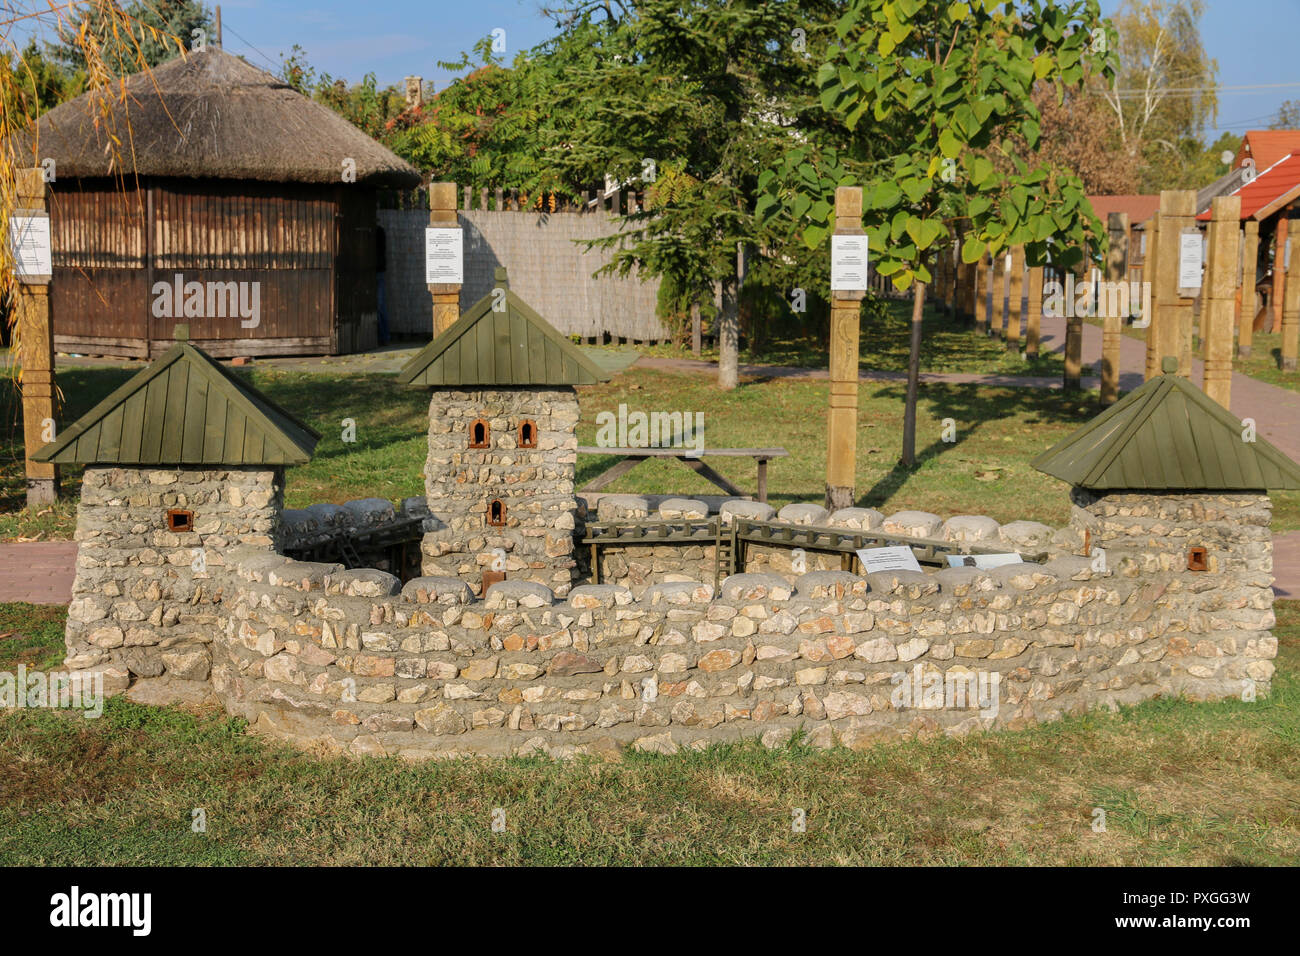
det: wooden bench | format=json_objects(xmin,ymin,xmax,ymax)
[{"xmin": 577, "ymin": 446, "xmax": 789, "ymax": 502}]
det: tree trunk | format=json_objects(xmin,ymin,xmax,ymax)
[
  {"xmin": 901, "ymin": 279, "xmax": 926, "ymax": 467},
  {"xmin": 718, "ymin": 247, "xmax": 743, "ymax": 390},
  {"xmin": 690, "ymin": 296, "xmax": 702, "ymax": 357},
  {"xmin": 718, "ymin": 278, "xmax": 739, "ymax": 389}
]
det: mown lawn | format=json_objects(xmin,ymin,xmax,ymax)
[
  {"xmin": 5, "ymin": 360, "xmax": 1299, "ymax": 540},
  {"xmin": 0, "ymin": 601, "xmax": 1295, "ymax": 866}
]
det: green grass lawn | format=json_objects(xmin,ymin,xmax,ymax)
[
  {"xmin": 0, "ymin": 600, "xmax": 1295, "ymax": 865},
  {"xmin": 642, "ymin": 296, "xmax": 1067, "ymax": 377},
  {"xmin": 4, "ymin": 358, "xmax": 1299, "ymax": 539}
]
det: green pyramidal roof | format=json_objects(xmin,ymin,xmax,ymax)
[
  {"xmin": 398, "ymin": 267, "xmax": 611, "ymax": 387},
  {"xmin": 33, "ymin": 343, "xmax": 320, "ymax": 466},
  {"xmin": 1032, "ymin": 365, "xmax": 1300, "ymax": 491}
]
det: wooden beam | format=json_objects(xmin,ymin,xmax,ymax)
[
  {"xmin": 1102, "ymin": 211, "xmax": 1128, "ymax": 405},
  {"xmin": 15, "ymin": 167, "xmax": 58, "ymax": 506},
  {"xmin": 1239, "ymin": 219, "xmax": 1260, "ymax": 358},
  {"xmin": 1285, "ymin": 215, "xmax": 1300, "ymax": 372},
  {"xmin": 1204, "ymin": 195, "xmax": 1241, "ymax": 407},
  {"xmin": 1143, "ymin": 211, "xmax": 1161, "ymax": 379},
  {"xmin": 826, "ymin": 186, "xmax": 864, "ymax": 510},
  {"xmin": 1025, "ymin": 264, "xmax": 1043, "ymax": 360},
  {"xmin": 428, "ymin": 181, "xmax": 461, "ymax": 336},
  {"xmin": 1006, "ymin": 245, "xmax": 1024, "ymax": 353}
]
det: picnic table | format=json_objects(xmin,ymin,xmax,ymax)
[{"xmin": 576, "ymin": 445, "xmax": 789, "ymax": 502}]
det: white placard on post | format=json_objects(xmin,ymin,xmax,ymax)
[
  {"xmin": 9, "ymin": 215, "xmax": 51, "ymax": 280},
  {"xmin": 425, "ymin": 227, "xmax": 463, "ymax": 285},
  {"xmin": 1178, "ymin": 232, "xmax": 1202, "ymax": 290},
  {"xmin": 831, "ymin": 235, "xmax": 869, "ymax": 291},
  {"xmin": 855, "ymin": 545, "xmax": 922, "ymax": 574}
]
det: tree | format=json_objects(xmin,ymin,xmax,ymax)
[
  {"xmin": 1100, "ymin": 0, "xmax": 1218, "ymax": 191},
  {"xmin": 48, "ymin": 0, "xmax": 212, "ymax": 77},
  {"xmin": 1270, "ymin": 100, "xmax": 1300, "ymax": 130},
  {"xmin": 544, "ymin": 0, "xmax": 839, "ymax": 390},
  {"xmin": 759, "ymin": 0, "xmax": 1112, "ymax": 466}
]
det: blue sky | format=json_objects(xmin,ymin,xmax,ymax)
[{"xmin": 209, "ymin": 0, "xmax": 1300, "ymax": 141}]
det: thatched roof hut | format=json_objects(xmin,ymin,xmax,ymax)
[
  {"xmin": 27, "ymin": 47, "xmax": 421, "ymax": 358},
  {"xmin": 29, "ymin": 49, "xmax": 419, "ymax": 187}
]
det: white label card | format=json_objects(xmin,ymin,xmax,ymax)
[
  {"xmin": 855, "ymin": 545, "xmax": 922, "ymax": 574},
  {"xmin": 1178, "ymin": 233, "xmax": 1202, "ymax": 290},
  {"xmin": 425, "ymin": 227, "xmax": 463, "ymax": 285},
  {"xmin": 9, "ymin": 215, "xmax": 51, "ymax": 278},
  {"xmin": 831, "ymin": 235, "xmax": 869, "ymax": 291}
]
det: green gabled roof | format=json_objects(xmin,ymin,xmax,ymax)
[
  {"xmin": 33, "ymin": 343, "xmax": 320, "ymax": 466},
  {"xmin": 1032, "ymin": 363, "xmax": 1300, "ymax": 491},
  {"xmin": 398, "ymin": 267, "xmax": 611, "ymax": 387}
]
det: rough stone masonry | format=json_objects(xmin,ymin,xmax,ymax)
[{"xmin": 58, "ymin": 481, "xmax": 1277, "ymax": 759}]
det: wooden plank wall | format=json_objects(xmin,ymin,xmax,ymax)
[{"xmin": 49, "ymin": 178, "xmax": 357, "ymax": 357}]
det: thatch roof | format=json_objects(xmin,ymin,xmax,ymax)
[{"xmin": 24, "ymin": 48, "xmax": 420, "ymax": 188}]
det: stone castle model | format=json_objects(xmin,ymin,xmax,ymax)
[{"xmin": 34, "ymin": 279, "xmax": 1298, "ymax": 759}]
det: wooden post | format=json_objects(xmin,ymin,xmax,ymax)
[
  {"xmin": 1204, "ymin": 196, "xmax": 1242, "ymax": 408},
  {"xmin": 1006, "ymin": 245, "xmax": 1024, "ymax": 352},
  {"xmin": 1152, "ymin": 191, "xmax": 1196, "ymax": 378},
  {"xmin": 1272, "ymin": 214, "xmax": 1288, "ymax": 334},
  {"xmin": 1063, "ymin": 259, "xmax": 1084, "ymax": 390},
  {"xmin": 826, "ymin": 187, "xmax": 864, "ymax": 510},
  {"xmin": 992, "ymin": 251, "xmax": 1006, "ymax": 338},
  {"xmin": 1239, "ymin": 219, "xmax": 1260, "ymax": 358},
  {"xmin": 974, "ymin": 252, "xmax": 990, "ymax": 335},
  {"xmin": 1102, "ymin": 211, "xmax": 1128, "ymax": 405},
  {"xmin": 1284, "ymin": 216, "xmax": 1300, "ymax": 372},
  {"xmin": 1144, "ymin": 210, "xmax": 1161, "ymax": 379},
  {"xmin": 428, "ymin": 182, "xmax": 461, "ymax": 336},
  {"xmin": 1025, "ymin": 264, "xmax": 1043, "ymax": 359},
  {"xmin": 14, "ymin": 168, "xmax": 59, "ymax": 506}
]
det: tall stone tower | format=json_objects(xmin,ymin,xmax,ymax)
[{"xmin": 398, "ymin": 267, "xmax": 610, "ymax": 596}]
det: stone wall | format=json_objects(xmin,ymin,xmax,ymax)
[
  {"xmin": 62, "ymin": 480, "xmax": 1278, "ymax": 758},
  {"xmin": 586, "ymin": 494, "xmax": 1058, "ymax": 596},
  {"xmin": 420, "ymin": 387, "xmax": 579, "ymax": 596},
  {"xmin": 206, "ymin": 490, "xmax": 1277, "ymax": 758},
  {"xmin": 63, "ymin": 466, "xmax": 283, "ymax": 690},
  {"xmin": 378, "ymin": 209, "xmax": 666, "ymax": 341}
]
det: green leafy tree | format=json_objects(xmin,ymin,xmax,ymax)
[
  {"xmin": 544, "ymin": 0, "xmax": 839, "ymax": 389},
  {"xmin": 759, "ymin": 0, "xmax": 1114, "ymax": 465},
  {"xmin": 48, "ymin": 0, "xmax": 212, "ymax": 77}
]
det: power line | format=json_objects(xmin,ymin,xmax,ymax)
[{"xmin": 222, "ymin": 23, "xmax": 278, "ymax": 73}]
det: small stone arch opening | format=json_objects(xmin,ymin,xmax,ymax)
[
  {"xmin": 469, "ymin": 418, "xmax": 490, "ymax": 449},
  {"xmin": 487, "ymin": 498, "xmax": 507, "ymax": 527},
  {"xmin": 518, "ymin": 420, "xmax": 537, "ymax": 448}
]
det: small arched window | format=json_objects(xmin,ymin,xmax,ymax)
[
  {"xmin": 487, "ymin": 498, "xmax": 507, "ymax": 527},
  {"xmin": 469, "ymin": 418, "xmax": 490, "ymax": 449},
  {"xmin": 518, "ymin": 420, "xmax": 537, "ymax": 448}
]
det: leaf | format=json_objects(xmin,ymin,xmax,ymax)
[
  {"xmin": 939, "ymin": 127, "xmax": 961, "ymax": 159},
  {"xmin": 947, "ymin": 2, "xmax": 969, "ymax": 22},
  {"xmin": 803, "ymin": 223, "xmax": 829, "ymax": 249},
  {"xmin": 961, "ymin": 235, "xmax": 986, "ymax": 263},
  {"xmin": 969, "ymin": 156, "xmax": 994, "ymax": 186}
]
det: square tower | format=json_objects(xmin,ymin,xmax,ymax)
[{"xmin": 398, "ymin": 267, "xmax": 610, "ymax": 595}]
